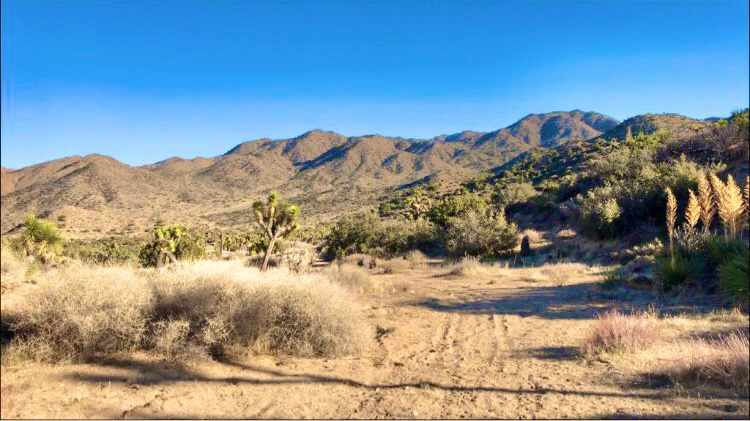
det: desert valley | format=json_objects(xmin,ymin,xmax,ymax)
[{"xmin": 2, "ymin": 1, "xmax": 749, "ymax": 419}]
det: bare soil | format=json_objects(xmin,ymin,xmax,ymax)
[{"xmin": 2, "ymin": 264, "xmax": 748, "ymax": 419}]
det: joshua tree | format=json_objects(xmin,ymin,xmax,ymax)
[{"xmin": 252, "ymin": 192, "xmax": 300, "ymax": 271}]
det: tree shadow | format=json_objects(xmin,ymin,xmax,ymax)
[
  {"xmin": 410, "ymin": 281, "xmax": 616, "ymax": 320},
  {"xmin": 514, "ymin": 345, "xmax": 580, "ymax": 361},
  {"xmin": 63, "ymin": 354, "xmax": 673, "ymax": 402}
]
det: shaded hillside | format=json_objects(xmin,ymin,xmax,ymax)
[{"xmin": 1, "ymin": 110, "xmax": 617, "ymax": 235}]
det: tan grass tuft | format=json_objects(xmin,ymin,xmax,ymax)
[
  {"xmin": 445, "ymin": 256, "xmax": 498, "ymax": 277},
  {"xmin": 582, "ymin": 309, "xmax": 662, "ymax": 356},
  {"xmin": 325, "ymin": 263, "xmax": 375, "ymax": 293},
  {"xmin": 656, "ymin": 330, "xmax": 749, "ymax": 396}
]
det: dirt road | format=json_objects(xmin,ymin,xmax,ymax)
[{"xmin": 2, "ymin": 264, "xmax": 747, "ymax": 419}]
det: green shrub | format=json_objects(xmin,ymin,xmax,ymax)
[
  {"xmin": 578, "ymin": 186, "xmax": 623, "ymax": 239},
  {"xmin": 428, "ymin": 192, "xmax": 488, "ymax": 227},
  {"xmin": 444, "ymin": 210, "xmax": 518, "ymax": 258},
  {"xmin": 492, "ymin": 182, "xmax": 538, "ymax": 207},
  {"xmin": 322, "ymin": 212, "xmax": 381, "ymax": 259},
  {"xmin": 63, "ymin": 238, "xmax": 141, "ymax": 265},
  {"xmin": 322, "ymin": 213, "xmax": 437, "ymax": 259},
  {"xmin": 719, "ymin": 250, "xmax": 749, "ymax": 307},
  {"xmin": 655, "ymin": 253, "xmax": 707, "ymax": 291},
  {"xmin": 138, "ymin": 224, "xmax": 206, "ymax": 267}
]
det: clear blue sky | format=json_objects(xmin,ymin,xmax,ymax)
[{"xmin": 2, "ymin": 0, "xmax": 748, "ymax": 169}]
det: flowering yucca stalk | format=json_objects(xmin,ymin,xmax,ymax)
[
  {"xmin": 665, "ymin": 187, "xmax": 677, "ymax": 256},
  {"xmin": 683, "ymin": 189, "xmax": 700, "ymax": 232},
  {"xmin": 744, "ymin": 176, "xmax": 749, "ymax": 232},
  {"xmin": 712, "ymin": 174, "xmax": 744, "ymax": 239},
  {"xmin": 697, "ymin": 172, "xmax": 714, "ymax": 233}
]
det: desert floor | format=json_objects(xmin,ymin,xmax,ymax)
[{"xmin": 2, "ymin": 263, "xmax": 748, "ymax": 419}]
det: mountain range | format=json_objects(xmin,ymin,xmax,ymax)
[{"xmin": 0, "ymin": 110, "xmax": 708, "ymax": 236}]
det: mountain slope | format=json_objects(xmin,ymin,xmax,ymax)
[{"xmin": 1, "ymin": 110, "xmax": 618, "ymax": 235}]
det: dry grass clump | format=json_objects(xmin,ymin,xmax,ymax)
[
  {"xmin": 405, "ymin": 250, "xmax": 428, "ymax": 268},
  {"xmin": 325, "ymin": 263, "xmax": 375, "ymax": 293},
  {"xmin": 1, "ymin": 243, "xmax": 29, "ymax": 294},
  {"xmin": 4, "ymin": 259, "xmax": 367, "ymax": 362},
  {"xmin": 653, "ymin": 330, "xmax": 749, "ymax": 396},
  {"xmin": 231, "ymin": 280, "xmax": 366, "ymax": 356},
  {"xmin": 380, "ymin": 258, "xmax": 411, "ymax": 274},
  {"xmin": 445, "ymin": 256, "xmax": 499, "ymax": 277},
  {"xmin": 582, "ymin": 309, "xmax": 662, "ymax": 356},
  {"xmin": 8, "ymin": 265, "xmax": 153, "ymax": 361}
]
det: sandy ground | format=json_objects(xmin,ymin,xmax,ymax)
[{"xmin": 2, "ymin": 264, "xmax": 748, "ymax": 419}]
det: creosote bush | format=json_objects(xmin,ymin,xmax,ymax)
[{"xmin": 444, "ymin": 210, "xmax": 518, "ymax": 258}]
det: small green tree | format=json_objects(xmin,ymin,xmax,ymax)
[
  {"xmin": 252, "ymin": 192, "xmax": 300, "ymax": 271},
  {"xmin": 20, "ymin": 214, "xmax": 64, "ymax": 263}
]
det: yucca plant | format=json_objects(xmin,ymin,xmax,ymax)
[
  {"xmin": 711, "ymin": 174, "xmax": 744, "ymax": 239},
  {"xmin": 697, "ymin": 172, "xmax": 715, "ymax": 233},
  {"xmin": 665, "ymin": 187, "xmax": 677, "ymax": 256},
  {"xmin": 683, "ymin": 189, "xmax": 700, "ymax": 232}
]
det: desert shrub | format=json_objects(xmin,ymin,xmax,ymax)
[
  {"xmin": 149, "ymin": 319, "xmax": 192, "ymax": 359},
  {"xmin": 325, "ymin": 263, "xmax": 374, "ymax": 293},
  {"xmin": 719, "ymin": 251, "xmax": 749, "ymax": 307},
  {"xmin": 577, "ymin": 186, "xmax": 623, "ymax": 239},
  {"xmin": 149, "ymin": 261, "xmax": 366, "ymax": 357},
  {"xmin": 492, "ymin": 182, "xmax": 538, "ymax": 207},
  {"xmin": 428, "ymin": 192, "xmax": 489, "ymax": 227},
  {"xmin": 656, "ymin": 331, "xmax": 749, "ymax": 396},
  {"xmin": 63, "ymin": 238, "xmax": 141, "ymax": 265},
  {"xmin": 139, "ymin": 224, "xmax": 206, "ymax": 267},
  {"xmin": 322, "ymin": 212, "xmax": 381, "ymax": 259},
  {"xmin": 8, "ymin": 265, "xmax": 153, "ymax": 361},
  {"xmin": 444, "ymin": 210, "xmax": 518, "ymax": 258},
  {"xmin": 17, "ymin": 214, "xmax": 64, "ymax": 263},
  {"xmin": 4, "ymin": 260, "xmax": 367, "ymax": 361},
  {"xmin": 582, "ymin": 309, "xmax": 661, "ymax": 355},
  {"xmin": 322, "ymin": 213, "xmax": 437, "ymax": 259}
]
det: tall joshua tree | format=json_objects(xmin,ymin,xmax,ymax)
[{"xmin": 253, "ymin": 192, "xmax": 300, "ymax": 271}]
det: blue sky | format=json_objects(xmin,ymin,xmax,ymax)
[{"xmin": 2, "ymin": 0, "xmax": 748, "ymax": 168}]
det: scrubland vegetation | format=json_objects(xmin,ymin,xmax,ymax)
[
  {"xmin": 1, "ymin": 111, "xmax": 749, "ymax": 418},
  {"xmin": 1, "ymin": 257, "xmax": 366, "ymax": 363}
]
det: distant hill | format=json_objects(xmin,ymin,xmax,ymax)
[
  {"xmin": 599, "ymin": 113, "xmax": 707, "ymax": 141},
  {"xmin": 1, "ymin": 110, "xmax": 618, "ymax": 235}
]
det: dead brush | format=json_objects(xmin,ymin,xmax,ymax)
[
  {"xmin": 7, "ymin": 265, "xmax": 153, "ymax": 361},
  {"xmin": 4, "ymin": 259, "xmax": 368, "ymax": 361},
  {"xmin": 582, "ymin": 308, "xmax": 662, "ymax": 356}
]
